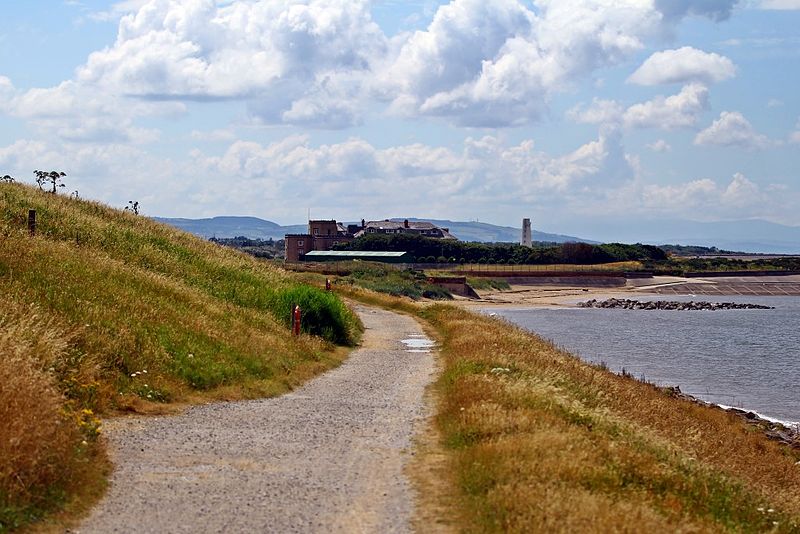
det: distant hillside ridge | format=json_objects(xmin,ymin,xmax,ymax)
[{"xmin": 155, "ymin": 215, "xmax": 594, "ymax": 244}]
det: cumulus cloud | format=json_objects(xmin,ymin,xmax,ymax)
[
  {"xmin": 567, "ymin": 99, "xmax": 624, "ymax": 125},
  {"xmin": 75, "ymin": 0, "xmax": 386, "ymax": 128},
  {"xmin": 4, "ymin": 80, "xmax": 174, "ymax": 143},
  {"xmin": 623, "ymin": 83, "xmax": 709, "ymax": 129},
  {"xmin": 379, "ymin": 0, "xmax": 737, "ymax": 126},
  {"xmin": 647, "ymin": 139, "xmax": 672, "ymax": 152},
  {"xmin": 630, "ymin": 172, "xmax": 773, "ymax": 220},
  {"xmin": 9, "ymin": 0, "xmax": 747, "ymax": 132},
  {"xmin": 790, "ymin": 119, "xmax": 800, "ymax": 144},
  {"xmin": 185, "ymin": 128, "xmax": 636, "ymax": 218},
  {"xmin": 757, "ymin": 0, "xmax": 800, "ymax": 9},
  {"xmin": 654, "ymin": 0, "xmax": 739, "ymax": 22},
  {"xmin": 628, "ymin": 46, "xmax": 736, "ymax": 85},
  {"xmin": 694, "ymin": 111, "xmax": 770, "ymax": 149}
]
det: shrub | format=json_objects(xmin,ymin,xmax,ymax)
[{"xmin": 271, "ymin": 285, "xmax": 360, "ymax": 345}]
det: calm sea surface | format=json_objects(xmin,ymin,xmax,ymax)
[{"xmin": 491, "ymin": 295, "xmax": 800, "ymax": 424}]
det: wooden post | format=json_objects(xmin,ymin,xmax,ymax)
[
  {"xmin": 28, "ymin": 209, "xmax": 36, "ymax": 236},
  {"xmin": 293, "ymin": 305, "xmax": 301, "ymax": 336}
]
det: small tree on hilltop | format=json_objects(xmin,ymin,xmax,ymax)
[{"xmin": 34, "ymin": 170, "xmax": 66, "ymax": 193}]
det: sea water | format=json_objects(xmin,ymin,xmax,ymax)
[{"xmin": 491, "ymin": 295, "xmax": 800, "ymax": 424}]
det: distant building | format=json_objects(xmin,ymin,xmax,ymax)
[
  {"xmin": 284, "ymin": 220, "xmax": 353, "ymax": 262},
  {"xmin": 284, "ymin": 218, "xmax": 457, "ymax": 262},
  {"xmin": 355, "ymin": 219, "xmax": 457, "ymax": 240},
  {"xmin": 521, "ymin": 218, "xmax": 532, "ymax": 247}
]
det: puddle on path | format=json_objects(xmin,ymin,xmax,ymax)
[{"xmin": 401, "ymin": 335, "xmax": 435, "ymax": 353}]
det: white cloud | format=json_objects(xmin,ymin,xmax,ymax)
[
  {"xmin": 567, "ymin": 99, "xmax": 624, "ymax": 125},
  {"xmin": 721, "ymin": 172, "xmax": 763, "ymax": 207},
  {"xmin": 790, "ymin": 119, "xmax": 800, "ymax": 144},
  {"xmin": 75, "ymin": 0, "xmax": 386, "ymax": 128},
  {"xmin": 186, "ymin": 128, "xmax": 636, "ymax": 218},
  {"xmin": 767, "ymin": 98, "xmax": 784, "ymax": 108},
  {"xmin": 190, "ymin": 128, "xmax": 237, "ymax": 142},
  {"xmin": 11, "ymin": 0, "xmax": 746, "ymax": 132},
  {"xmin": 647, "ymin": 139, "xmax": 672, "ymax": 152},
  {"xmin": 625, "ymin": 172, "xmax": 775, "ymax": 221},
  {"xmin": 87, "ymin": 0, "xmax": 151, "ymax": 21},
  {"xmin": 380, "ymin": 0, "xmax": 737, "ymax": 126},
  {"xmin": 654, "ymin": 0, "xmax": 739, "ymax": 22},
  {"xmin": 623, "ymin": 83, "xmax": 709, "ymax": 130},
  {"xmin": 628, "ymin": 46, "xmax": 736, "ymax": 85},
  {"xmin": 757, "ymin": 0, "xmax": 800, "ymax": 9},
  {"xmin": 5, "ymin": 81, "xmax": 175, "ymax": 144},
  {"xmin": 694, "ymin": 111, "xmax": 770, "ymax": 149}
]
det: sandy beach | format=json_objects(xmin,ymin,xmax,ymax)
[{"xmin": 453, "ymin": 274, "xmax": 800, "ymax": 308}]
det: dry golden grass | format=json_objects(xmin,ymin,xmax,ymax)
[
  {"xmin": 0, "ymin": 297, "xmax": 106, "ymax": 531},
  {"xmin": 337, "ymin": 281, "xmax": 800, "ymax": 532},
  {"xmin": 421, "ymin": 305, "xmax": 800, "ymax": 532}
]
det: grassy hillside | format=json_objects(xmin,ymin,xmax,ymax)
[{"xmin": 0, "ymin": 184, "xmax": 360, "ymax": 530}]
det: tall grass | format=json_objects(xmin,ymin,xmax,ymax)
[
  {"xmin": 0, "ymin": 183, "xmax": 361, "ymax": 529},
  {"xmin": 421, "ymin": 305, "xmax": 800, "ymax": 532},
  {"xmin": 0, "ymin": 298, "xmax": 104, "ymax": 531}
]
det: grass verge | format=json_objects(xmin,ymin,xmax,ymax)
[
  {"xmin": 0, "ymin": 184, "xmax": 361, "ymax": 531},
  {"xmin": 337, "ymin": 285, "xmax": 800, "ymax": 532}
]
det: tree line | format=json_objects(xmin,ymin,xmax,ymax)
[{"xmin": 333, "ymin": 234, "xmax": 667, "ymax": 264}]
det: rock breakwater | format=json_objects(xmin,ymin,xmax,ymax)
[
  {"xmin": 661, "ymin": 386, "xmax": 799, "ymax": 449},
  {"xmin": 578, "ymin": 298, "xmax": 774, "ymax": 311}
]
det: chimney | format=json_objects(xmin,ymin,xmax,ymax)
[{"xmin": 404, "ymin": 219, "xmax": 409, "ymax": 228}]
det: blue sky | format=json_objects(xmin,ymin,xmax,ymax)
[{"xmin": 0, "ymin": 0, "xmax": 798, "ymax": 240}]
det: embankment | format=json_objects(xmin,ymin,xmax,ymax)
[{"xmin": 0, "ymin": 183, "xmax": 360, "ymax": 531}]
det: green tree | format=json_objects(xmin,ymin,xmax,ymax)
[{"xmin": 34, "ymin": 170, "xmax": 66, "ymax": 193}]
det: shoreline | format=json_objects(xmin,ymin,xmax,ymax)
[{"xmin": 456, "ymin": 280, "xmax": 800, "ymax": 448}]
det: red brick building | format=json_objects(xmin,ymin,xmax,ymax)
[
  {"xmin": 284, "ymin": 220, "xmax": 353, "ymax": 262},
  {"xmin": 284, "ymin": 218, "xmax": 457, "ymax": 262}
]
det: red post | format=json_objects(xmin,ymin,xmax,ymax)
[{"xmin": 293, "ymin": 305, "xmax": 301, "ymax": 336}]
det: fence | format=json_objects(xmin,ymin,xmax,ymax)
[{"xmin": 282, "ymin": 260, "xmax": 644, "ymax": 276}]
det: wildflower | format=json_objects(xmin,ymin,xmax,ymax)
[
  {"xmin": 758, "ymin": 507, "xmax": 765, "ymax": 512},
  {"xmin": 768, "ymin": 509, "xmax": 774, "ymax": 513}
]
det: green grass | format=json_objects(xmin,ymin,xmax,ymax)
[
  {"xmin": 335, "ymin": 262, "xmax": 453, "ymax": 300},
  {"xmin": 466, "ymin": 277, "xmax": 511, "ymax": 291},
  {"xmin": 0, "ymin": 183, "xmax": 362, "ymax": 531}
]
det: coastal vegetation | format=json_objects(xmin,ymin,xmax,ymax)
[
  {"xmin": 334, "ymin": 233, "xmax": 667, "ymax": 265},
  {"xmin": 647, "ymin": 255, "xmax": 800, "ymax": 274},
  {"xmin": 334, "ymin": 284, "xmax": 800, "ymax": 532},
  {"xmin": 0, "ymin": 183, "xmax": 360, "ymax": 530},
  {"xmin": 334, "ymin": 262, "xmax": 453, "ymax": 300},
  {"xmin": 424, "ymin": 306, "xmax": 800, "ymax": 532}
]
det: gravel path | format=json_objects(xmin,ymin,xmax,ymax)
[{"xmin": 78, "ymin": 306, "xmax": 437, "ymax": 533}]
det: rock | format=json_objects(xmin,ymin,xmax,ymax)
[{"xmin": 577, "ymin": 298, "xmax": 775, "ymax": 311}]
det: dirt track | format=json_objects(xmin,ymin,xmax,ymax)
[{"xmin": 78, "ymin": 306, "xmax": 436, "ymax": 533}]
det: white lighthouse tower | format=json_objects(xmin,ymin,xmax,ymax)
[{"xmin": 521, "ymin": 218, "xmax": 532, "ymax": 247}]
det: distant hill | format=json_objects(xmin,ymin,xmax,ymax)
[
  {"xmin": 155, "ymin": 216, "xmax": 594, "ymax": 244},
  {"xmin": 153, "ymin": 216, "xmax": 305, "ymax": 240},
  {"xmin": 388, "ymin": 218, "xmax": 596, "ymax": 244},
  {"xmin": 573, "ymin": 219, "xmax": 800, "ymax": 254}
]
